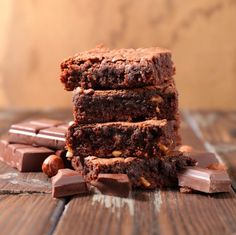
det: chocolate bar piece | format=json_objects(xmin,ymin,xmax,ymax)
[
  {"xmin": 8, "ymin": 119, "xmax": 67, "ymax": 150},
  {"xmin": 60, "ymin": 46, "xmax": 175, "ymax": 91},
  {"xmin": 73, "ymin": 82, "xmax": 179, "ymax": 124},
  {"xmin": 67, "ymin": 119, "xmax": 179, "ymax": 158},
  {"xmin": 0, "ymin": 140, "xmax": 54, "ymax": 172},
  {"xmin": 178, "ymin": 167, "xmax": 231, "ymax": 193},
  {"xmin": 91, "ymin": 174, "xmax": 131, "ymax": 197},
  {"xmin": 52, "ymin": 168, "xmax": 88, "ymax": 198},
  {"xmin": 188, "ymin": 152, "xmax": 219, "ymax": 168},
  {"xmin": 34, "ymin": 126, "xmax": 67, "ymax": 149},
  {"xmin": 71, "ymin": 151, "xmax": 196, "ymax": 189}
]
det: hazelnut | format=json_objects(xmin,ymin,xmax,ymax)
[
  {"xmin": 112, "ymin": 150, "xmax": 122, "ymax": 157},
  {"xmin": 178, "ymin": 145, "xmax": 193, "ymax": 153},
  {"xmin": 42, "ymin": 155, "xmax": 64, "ymax": 177},
  {"xmin": 140, "ymin": 177, "xmax": 151, "ymax": 188}
]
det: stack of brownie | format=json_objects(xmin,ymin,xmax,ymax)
[{"xmin": 60, "ymin": 46, "xmax": 195, "ymax": 189}]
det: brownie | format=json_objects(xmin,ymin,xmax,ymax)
[
  {"xmin": 71, "ymin": 151, "xmax": 196, "ymax": 189},
  {"xmin": 72, "ymin": 82, "xmax": 179, "ymax": 124},
  {"xmin": 67, "ymin": 119, "xmax": 180, "ymax": 158},
  {"xmin": 60, "ymin": 46, "xmax": 175, "ymax": 90}
]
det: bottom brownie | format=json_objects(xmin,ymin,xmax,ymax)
[{"xmin": 71, "ymin": 152, "xmax": 196, "ymax": 189}]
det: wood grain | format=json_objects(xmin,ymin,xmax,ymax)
[
  {"xmin": 0, "ymin": 162, "xmax": 51, "ymax": 194},
  {"xmin": 158, "ymin": 189, "xmax": 236, "ymax": 235},
  {"xmin": 0, "ymin": 194, "xmax": 65, "ymax": 235},
  {"xmin": 53, "ymin": 114, "xmax": 236, "ymax": 235},
  {"xmin": 55, "ymin": 190, "xmax": 236, "ymax": 235}
]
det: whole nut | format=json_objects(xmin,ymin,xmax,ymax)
[{"xmin": 42, "ymin": 155, "xmax": 64, "ymax": 177}]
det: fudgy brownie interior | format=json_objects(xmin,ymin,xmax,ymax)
[
  {"xmin": 67, "ymin": 119, "xmax": 180, "ymax": 158},
  {"xmin": 73, "ymin": 82, "xmax": 179, "ymax": 124}
]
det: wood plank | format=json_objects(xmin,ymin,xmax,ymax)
[
  {"xmin": 53, "ymin": 113, "xmax": 236, "ymax": 235},
  {"xmin": 189, "ymin": 111, "xmax": 236, "ymax": 187},
  {"xmin": 54, "ymin": 191, "xmax": 236, "ymax": 235},
  {"xmin": 0, "ymin": 162, "xmax": 51, "ymax": 194},
  {"xmin": 158, "ymin": 189, "xmax": 236, "ymax": 235},
  {"xmin": 0, "ymin": 194, "xmax": 65, "ymax": 235}
]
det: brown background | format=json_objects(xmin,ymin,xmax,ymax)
[{"xmin": 0, "ymin": 0, "xmax": 235, "ymax": 110}]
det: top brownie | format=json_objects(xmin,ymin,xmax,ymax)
[{"xmin": 60, "ymin": 46, "xmax": 175, "ymax": 90}]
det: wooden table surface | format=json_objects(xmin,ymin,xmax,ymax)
[{"xmin": 0, "ymin": 110, "xmax": 236, "ymax": 235}]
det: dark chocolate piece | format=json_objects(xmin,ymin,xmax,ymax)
[
  {"xmin": 91, "ymin": 174, "xmax": 131, "ymax": 197},
  {"xmin": 0, "ymin": 140, "xmax": 54, "ymax": 172},
  {"xmin": 52, "ymin": 168, "xmax": 88, "ymax": 198},
  {"xmin": 71, "ymin": 151, "xmax": 196, "ymax": 189},
  {"xmin": 8, "ymin": 120, "xmax": 68, "ymax": 150},
  {"xmin": 73, "ymin": 83, "xmax": 179, "ymax": 124},
  {"xmin": 178, "ymin": 167, "xmax": 231, "ymax": 193},
  {"xmin": 188, "ymin": 152, "xmax": 219, "ymax": 168},
  {"xmin": 34, "ymin": 125, "xmax": 67, "ymax": 149},
  {"xmin": 60, "ymin": 46, "xmax": 175, "ymax": 90},
  {"xmin": 8, "ymin": 123, "xmax": 41, "ymax": 145},
  {"xmin": 67, "ymin": 119, "xmax": 179, "ymax": 158}
]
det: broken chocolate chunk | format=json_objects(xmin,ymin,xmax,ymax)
[
  {"xmin": 0, "ymin": 140, "xmax": 54, "ymax": 172},
  {"xmin": 52, "ymin": 169, "xmax": 88, "ymax": 198},
  {"xmin": 91, "ymin": 174, "xmax": 131, "ymax": 197},
  {"xmin": 178, "ymin": 167, "xmax": 231, "ymax": 193}
]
